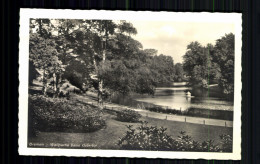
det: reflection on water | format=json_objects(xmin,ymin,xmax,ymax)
[
  {"xmin": 135, "ymin": 88, "xmax": 233, "ymax": 111},
  {"xmin": 111, "ymin": 85, "xmax": 233, "ymax": 111}
]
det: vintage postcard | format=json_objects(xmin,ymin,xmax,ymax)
[{"xmin": 19, "ymin": 9, "xmax": 242, "ymax": 160}]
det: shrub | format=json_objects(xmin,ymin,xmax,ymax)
[
  {"xmin": 185, "ymin": 108, "xmax": 233, "ymax": 121},
  {"xmin": 28, "ymin": 94, "xmax": 105, "ymax": 136},
  {"xmin": 118, "ymin": 121, "xmax": 176, "ymax": 150},
  {"xmin": 118, "ymin": 121, "xmax": 232, "ymax": 152},
  {"xmin": 219, "ymin": 134, "xmax": 232, "ymax": 152},
  {"xmin": 116, "ymin": 109, "xmax": 141, "ymax": 123},
  {"xmin": 175, "ymin": 131, "xmax": 220, "ymax": 152},
  {"xmin": 143, "ymin": 105, "xmax": 233, "ymax": 121},
  {"xmin": 146, "ymin": 106, "xmax": 182, "ymax": 115}
]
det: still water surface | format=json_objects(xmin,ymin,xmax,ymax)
[{"xmin": 111, "ymin": 83, "xmax": 233, "ymax": 111}]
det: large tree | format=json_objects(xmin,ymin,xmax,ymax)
[
  {"xmin": 174, "ymin": 63, "xmax": 185, "ymax": 82},
  {"xmin": 183, "ymin": 41, "xmax": 211, "ymax": 89},
  {"xmin": 213, "ymin": 33, "xmax": 234, "ymax": 96},
  {"xmin": 55, "ymin": 19, "xmax": 94, "ymax": 92},
  {"xmin": 58, "ymin": 20, "xmax": 139, "ymax": 105},
  {"xmin": 29, "ymin": 19, "xmax": 65, "ymax": 96},
  {"xmin": 182, "ymin": 33, "xmax": 234, "ymax": 97}
]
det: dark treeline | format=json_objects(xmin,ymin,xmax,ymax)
[
  {"xmin": 183, "ymin": 33, "xmax": 234, "ymax": 99},
  {"xmin": 29, "ymin": 19, "xmax": 176, "ymax": 105}
]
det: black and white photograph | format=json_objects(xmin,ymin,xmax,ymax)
[{"xmin": 19, "ymin": 9, "xmax": 242, "ymax": 160}]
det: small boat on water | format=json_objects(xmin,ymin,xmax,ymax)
[{"xmin": 185, "ymin": 91, "xmax": 194, "ymax": 98}]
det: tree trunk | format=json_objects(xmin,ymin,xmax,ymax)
[
  {"xmin": 97, "ymin": 39, "xmax": 107, "ymax": 108},
  {"xmin": 42, "ymin": 68, "xmax": 47, "ymax": 96},
  {"xmin": 56, "ymin": 73, "xmax": 61, "ymax": 97},
  {"xmin": 98, "ymin": 79, "xmax": 103, "ymax": 106},
  {"xmin": 53, "ymin": 72, "xmax": 57, "ymax": 97},
  {"xmin": 42, "ymin": 38, "xmax": 47, "ymax": 96}
]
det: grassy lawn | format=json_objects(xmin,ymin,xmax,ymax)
[{"xmin": 28, "ymin": 111, "xmax": 232, "ymax": 150}]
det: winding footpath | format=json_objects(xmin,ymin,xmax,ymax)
[{"xmin": 73, "ymin": 94, "xmax": 233, "ymax": 128}]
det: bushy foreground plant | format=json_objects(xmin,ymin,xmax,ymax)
[
  {"xmin": 116, "ymin": 109, "xmax": 141, "ymax": 123},
  {"xmin": 118, "ymin": 122, "xmax": 176, "ymax": 150},
  {"xmin": 28, "ymin": 94, "xmax": 105, "ymax": 136},
  {"xmin": 118, "ymin": 121, "xmax": 232, "ymax": 152},
  {"xmin": 219, "ymin": 134, "xmax": 232, "ymax": 152}
]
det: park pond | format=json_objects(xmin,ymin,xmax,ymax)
[{"xmin": 110, "ymin": 82, "xmax": 234, "ymax": 120}]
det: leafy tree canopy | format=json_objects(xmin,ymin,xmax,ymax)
[
  {"xmin": 29, "ymin": 19, "xmax": 176, "ymax": 100},
  {"xmin": 183, "ymin": 33, "xmax": 234, "ymax": 97}
]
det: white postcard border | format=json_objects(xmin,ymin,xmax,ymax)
[{"xmin": 18, "ymin": 9, "xmax": 242, "ymax": 160}]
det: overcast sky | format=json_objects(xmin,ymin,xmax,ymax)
[{"xmin": 131, "ymin": 21, "xmax": 234, "ymax": 64}]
